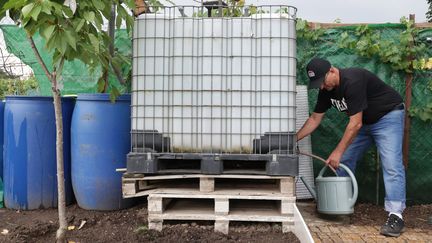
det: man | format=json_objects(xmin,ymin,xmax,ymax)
[{"xmin": 297, "ymin": 57, "xmax": 406, "ymax": 237}]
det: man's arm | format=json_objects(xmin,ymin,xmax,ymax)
[
  {"xmin": 326, "ymin": 111, "xmax": 363, "ymax": 168},
  {"xmin": 296, "ymin": 112, "xmax": 325, "ymax": 141}
]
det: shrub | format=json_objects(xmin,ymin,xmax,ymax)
[{"xmin": 0, "ymin": 75, "xmax": 39, "ymax": 99}]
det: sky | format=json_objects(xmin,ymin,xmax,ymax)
[
  {"xmin": 266, "ymin": 0, "xmax": 430, "ymax": 23},
  {"xmin": 178, "ymin": 0, "xmax": 430, "ymax": 23}
]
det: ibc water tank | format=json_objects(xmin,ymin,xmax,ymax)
[
  {"xmin": 71, "ymin": 94, "xmax": 134, "ymax": 210},
  {"xmin": 132, "ymin": 6, "xmax": 297, "ymax": 153},
  {"xmin": 3, "ymin": 96, "xmax": 74, "ymax": 210}
]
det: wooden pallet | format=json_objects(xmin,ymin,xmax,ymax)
[
  {"xmin": 122, "ymin": 173, "xmax": 295, "ymax": 198},
  {"xmin": 147, "ymin": 189, "xmax": 296, "ymax": 234}
]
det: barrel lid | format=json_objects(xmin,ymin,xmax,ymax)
[
  {"xmin": 5, "ymin": 95, "xmax": 75, "ymax": 101},
  {"xmin": 77, "ymin": 93, "xmax": 131, "ymax": 101}
]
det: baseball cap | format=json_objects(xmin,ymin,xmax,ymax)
[{"xmin": 306, "ymin": 57, "xmax": 331, "ymax": 89}]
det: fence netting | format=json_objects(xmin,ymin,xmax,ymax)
[
  {"xmin": 0, "ymin": 25, "xmax": 131, "ymax": 96},
  {"xmin": 297, "ymin": 24, "xmax": 432, "ymax": 205},
  {"xmin": 1, "ymin": 22, "xmax": 432, "ymax": 204}
]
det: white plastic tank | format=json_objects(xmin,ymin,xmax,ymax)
[{"xmin": 132, "ymin": 6, "xmax": 297, "ymax": 153}]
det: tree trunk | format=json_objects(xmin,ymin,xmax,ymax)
[
  {"xmin": 26, "ymin": 35, "xmax": 67, "ymax": 242},
  {"xmin": 53, "ymin": 80, "xmax": 67, "ymax": 242}
]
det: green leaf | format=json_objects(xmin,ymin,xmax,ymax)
[
  {"xmin": 54, "ymin": 57, "xmax": 65, "ymax": 77},
  {"xmin": 46, "ymin": 30, "xmax": 59, "ymax": 52},
  {"xmin": 52, "ymin": 51, "xmax": 63, "ymax": 67},
  {"xmin": 57, "ymin": 33, "xmax": 68, "ymax": 54},
  {"xmin": 30, "ymin": 5, "xmax": 41, "ymax": 20},
  {"xmin": 109, "ymin": 86, "xmax": 121, "ymax": 103},
  {"xmin": 64, "ymin": 30, "xmax": 77, "ymax": 50},
  {"xmin": 41, "ymin": 24, "xmax": 56, "ymax": 40},
  {"xmin": 94, "ymin": 12, "xmax": 104, "ymax": 30},
  {"xmin": 51, "ymin": 2, "xmax": 63, "ymax": 15},
  {"xmin": 83, "ymin": 11, "xmax": 95, "ymax": 22},
  {"xmin": 3, "ymin": 0, "xmax": 27, "ymax": 11},
  {"xmin": 23, "ymin": 20, "xmax": 38, "ymax": 36},
  {"xmin": 92, "ymin": 0, "xmax": 105, "ymax": 10},
  {"xmin": 75, "ymin": 18, "xmax": 85, "ymax": 32},
  {"xmin": 88, "ymin": 33, "xmax": 100, "ymax": 53},
  {"xmin": 116, "ymin": 5, "xmax": 127, "ymax": 29},
  {"xmin": 418, "ymin": 110, "xmax": 432, "ymax": 121},
  {"xmin": 46, "ymin": 29, "xmax": 68, "ymax": 55},
  {"xmin": 41, "ymin": 1, "xmax": 52, "ymax": 14},
  {"xmin": 116, "ymin": 12, "xmax": 122, "ymax": 30},
  {"xmin": 97, "ymin": 76, "xmax": 106, "ymax": 92},
  {"xmin": 124, "ymin": 0, "xmax": 135, "ymax": 7},
  {"xmin": 22, "ymin": 3, "xmax": 35, "ymax": 18},
  {"xmin": 125, "ymin": 15, "xmax": 134, "ymax": 35},
  {"xmin": 63, "ymin": 6, "xmax": 73, "ymax": 18}
]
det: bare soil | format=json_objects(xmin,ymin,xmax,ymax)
[
  {"xmin": 299, "ymin": 201, "xmax": 432, "ymax": 229},
  {"xmin": 0, "ymin": 201, "xmax": 431, "ymax": 243},
  {"xmin": 0, "ymin": 202, "xmax": 299, "ymax": 243}
]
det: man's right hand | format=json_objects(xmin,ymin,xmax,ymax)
[
  {"xmin": 326, "ymin": 149, "xmax": 343, "ymax": 168},
  {"xmin": 296, "ymin": 112, "xmax": 325, "ymax": 141}
]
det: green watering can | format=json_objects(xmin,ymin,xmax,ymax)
[{"xmin": 300, "ymin": 152, "xmax": 358, "ymax": 215}]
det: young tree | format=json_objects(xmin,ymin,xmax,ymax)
[{"xmin": 1, "ymin": 0, "xmax": 134, "ymax": 241}]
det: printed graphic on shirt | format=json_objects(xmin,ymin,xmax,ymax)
[{"xmin": 331, "ymin": 98, "xmax": 348, "ymax": 112}]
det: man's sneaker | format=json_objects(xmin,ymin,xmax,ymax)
[{"xmin": 380, "ymin": 214, "xmax": 405, "ymax": 237}]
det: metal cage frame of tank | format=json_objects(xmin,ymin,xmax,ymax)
[{"xmin": 128, "ymin": 5, "xmax": 298, "ymax": 175}]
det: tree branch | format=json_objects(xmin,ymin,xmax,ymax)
[
  {"xmin": 111, "ymin": 61, "xmax": 125, "ymax": 84},
  {"xmin": 26, "ymin": 34, "xmax": 52, "ymax": 80}
]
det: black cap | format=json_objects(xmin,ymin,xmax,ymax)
[{"xmin": 306, "ymin": 58, "xmax": 331, "ymax": 89}]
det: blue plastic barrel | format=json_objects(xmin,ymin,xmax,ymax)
[
  {"xmin": 3, "ymin": 96, "xmax": 75, "ymax": 210},
  {"xmin": 0, "ymin": 100, "xmax": 4, "ymax": 180},
  {"xmin": 71, "ymin": 94, "xmax": 134, "ymax": 210}
]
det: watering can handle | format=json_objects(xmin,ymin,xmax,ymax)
[
  {"xmin": 297, "ymin": 151, "xmax": 337, "ymax": 174},
  {"xmin": 317, "ymin": 163, "xmax": 358, "ymax": 208}
]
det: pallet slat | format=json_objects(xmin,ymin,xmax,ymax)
[
  {"xmin": 122, "ymin": 172, "xmax": 311, "ymax": 238},
  {"xmin": 147, "ymin": 194, "xmax": 296, "ymax": 234},
  {"xmin": 122, "ymin": 174, "xmax": 295, "ymax": 198}
]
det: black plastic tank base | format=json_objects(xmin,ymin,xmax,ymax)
[
  {"xmin": 201, "ymin": 157, "xmax": 223, "ymax": 175},
  {"xmin": 266, "ymin": 155, "xmax": 299, "ymax": 176},
  {"xmin": 127, "ymin": 153, "xmax": 158, "ymax": 174},
  {"xmin": 127, "ymin": 152, "xmax": 299, "ymax": 176}
]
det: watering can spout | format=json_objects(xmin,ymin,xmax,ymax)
[{"xmin": 300, "ymin": 176, "xmax": 317, "ymax": 200}]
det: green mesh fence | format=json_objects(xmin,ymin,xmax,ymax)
[
  {"xmin": 0, "ymin": 25, "xmax": 131, "ymax": 96},
  {"xmin": 1, "ymin": 23, "xmax": 432, "ymax": 205},
  {"xmin": 298, "ymin": 24, "xmax": 432, "ymax": 205}
]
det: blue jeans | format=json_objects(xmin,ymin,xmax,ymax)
[{"xmin": 337, "ymin": 109, "xmax": 406, "ymax": 214}]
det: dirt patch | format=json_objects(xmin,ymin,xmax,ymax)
[
  {"xmin": 0, "ymin": 203, "xmax": 299, "ymax": 243},
  {"xmin": 299, "ymin": 200, "xmax": 432, "ymax": 230},
  {"xmin": 352, "ymin": 203, "xmax": 432, "ymax": 229},
  {"xmin": 1, "ymin": 202, "xmax": 431, "ymax": 242}
]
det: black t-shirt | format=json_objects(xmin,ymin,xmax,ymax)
[{"xmin": 314, "ymin": 68, "xmax": 403, "ymax": 124}]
